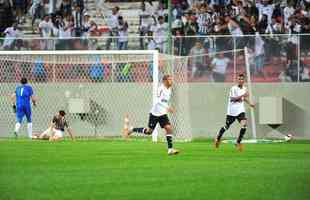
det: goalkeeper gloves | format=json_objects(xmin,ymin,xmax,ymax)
[{"xmin": 12, "ymin": 105, "xmax": 16, "ymax": 113}]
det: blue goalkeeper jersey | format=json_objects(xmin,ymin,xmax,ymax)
[{"xmin": 15, "ymin": 84, "xmax": 33, "ymax": 108}]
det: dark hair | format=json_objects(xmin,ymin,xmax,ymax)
[
  {"xmin": 162, "ymin": 74, "xmax": 171, "ymax": 81},
  {"xmin": 238, "ymin": 73, "xmax": 245, "ymax": 78},
  {"xmin": 59, "ymin": 110, "xmax": 66, "ymax": 116},
  {"xmin": 20, "ymin": 77, "xmax": 28, "ymax": 84},
  {"xmin": 158, "ymin": 16, "xmax": 164, "ymax": 21}
]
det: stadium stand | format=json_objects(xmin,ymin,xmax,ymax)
[{"xmin": 0, "ymin": 0, "xmax": 310, "ymax": 82}]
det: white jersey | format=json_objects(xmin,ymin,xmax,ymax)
[
  {"xmin": 212, "ymin": 57, "xmax": 230, "ymax": 74},
  {"xmin": 139, "ymin": 9, "xmax": 153, "ymax": 28},
  {"xmin": 227, "ymin": 85, "xmax": 247, "ymax": 116},
  {"xmin": 39, "ymin": 20, "xmax": 54, "ymax": 37},
  {"xmin": 256, "ymin": 3, "xmax": 275, "ymax": 24},
  {"xmin": 153, "ymin": 22, "xmax": 168, "ymax": 44},
  {"xmin": 150, "ymin": 84, "xmax": 171, "ymax": 116}
]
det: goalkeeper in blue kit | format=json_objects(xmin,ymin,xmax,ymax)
[{"xmin": 11, "ymin": 77, "xmax": 37, "ymax": 138}]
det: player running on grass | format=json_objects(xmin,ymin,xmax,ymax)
[
  {"xmin": 32, "ymin": 110, "xmax": 75, "ymax": 141},
  {"xmin": 214, "ymin": 73, "xmax": 255, "ymax": 151},
  {"xmin": 123, "ymin": 74, "xmax": 180, "ymax": 155},
  {"xmin": 11, "ymin": 77, "xmax": 37, "ymax": 138}
]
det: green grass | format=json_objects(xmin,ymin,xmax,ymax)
[{"xmin": 0, "ymin": 139, "xmax": 310, "ymax": 200}]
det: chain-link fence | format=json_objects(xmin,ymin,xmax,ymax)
[
  {"xmin": 1, "ymin": 34, "xmax": 309, "ymax": 83},
  {"xmin": 0, "ymin": 51, "xmax": 192, "ymax": 141}
]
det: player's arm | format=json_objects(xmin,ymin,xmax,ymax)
[
  {"xmin": 229, "ymin": 88, "xmax": 249, "ymax": 102},
  {"xmin": 31, "ymin": 95, "xmax": 37, "ymax": 106},
  {"xmin": 50, "ymin": 121, "xmax": 56, "ymax": 129},
  {"xmin": 10, "ymin": 93, "xmax": 16, "ymax": 113},
  {"xmin": 67, "ymin": 127, "xmax": 75, "ymax": 141},
  {"xmin": 64, "ymin": 119, "xmax": 75, "ymax": 140},
  {"xmin": 244, "ymin": 97, "xmax": 255, "ymax": 108},
  {"xmin": 230, "ymin": 91, "xmax": 248, "ymax": 102},
  {"xmin": 167, "ymin": 106, "xmax": 175, "ymax": 113}
]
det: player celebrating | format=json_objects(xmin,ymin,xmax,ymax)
[
  {"xmin": 11, "ymin": 77, "xmax": 37, "ymax": 138},
  {"xmin": 214, "ymin": 74, "xmax": 255, "ymax": 151},
  {"xmin": 123, "ymin": 75, "xmax": 179, "ymax": 155}
]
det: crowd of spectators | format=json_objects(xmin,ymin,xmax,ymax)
[
  {"xmin": 166, "ymin": 0, "xmax": 310, "ymax": 81},
  {"xmin": 1, "ymin": 0, "xmax": 310, "ymax": 82},
  {"xmin": 0, "ymin": 0, "xmax": 103, "ymax": 50}
]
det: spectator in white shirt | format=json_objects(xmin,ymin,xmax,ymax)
[
  {"xmin": 153, "ymin": 16, "xmax": 168, "ymax": 53},
  {"xmin": 254, "ymin": 32, "xmax": 265, "ymax": 76},
  {"xmin": 256, "ymin": 0, "xmax": 275, "ymax": 25},
  {"xmin": 82, "ymin": 12, "xmax": 92, "ymax": 35},
  {"xmin": 30, "ymin": 0, "xmax": 43, "ymax": 33},
  {"xmin": 139, "ymin": 1, "xmax": 155, "ymax": 49},
  {"xmin": 39, "ymin": 15, "xmax": 53, "ymax": 37},
  {"xmin": 117, "ymin": 16, "xmax": 129, "ymax": 50},
  {"xmin": 284, "ymin": 1, "xmax": 295, "ymax": 27},
  {"xmin": 146, "ymin": 31, "xmax": 156, "ymax": 50},
  {"xmin": 189, "ymin": 41, "xmax": 208, "ymax": 78},
  {"xmin": 38, "ymin": 15, "xmax": 54, "ymax": 50},
  {"xmin": 106, "ymin": 6, "xmax": 120, "ymax": 50},
  {"xmin": 2, "ymin": 23, "xmax": 22, "ymax": 50},
  {"xmin": 155, "ymin": 1, "xmax": 168, "ymax": 18},
  {"xmin": 211, "ymin": 52, "xmax": 230, "ymax": 82}
]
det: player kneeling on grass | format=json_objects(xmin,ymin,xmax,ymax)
[
  {"xmin": 215, "ymin": 74, "xmax": 255, "ymax": 151},
  {"xmin": 123, "ymin": 75, "xmax": 179, "ymax": 155},
  {"xmin": 33, "ymin": 110, "xmax": 75, "ymax": 141}
]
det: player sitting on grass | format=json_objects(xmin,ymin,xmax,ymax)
[
  {"xmin": 123, "ymin": 75, "xmax": 180, "ymax": 155},
  {"xmin": 32, "ymin": 110, "xmax": 75, "ymax": 141},
  {"xmin": 214, "ymin": 73, "xmax": 255, "ymax": 151}
]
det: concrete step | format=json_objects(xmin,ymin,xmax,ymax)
[{"xmin": 17, "ymin": 1, "xmax": 145, "ymax": 39}]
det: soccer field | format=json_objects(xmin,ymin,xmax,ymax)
[{"xmin": 0, "ymin": 139, "xmax": 310, "ymax": 200}]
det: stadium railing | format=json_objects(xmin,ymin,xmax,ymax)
[{"xmin": 0, "ymin": 34, "xmax": 309, "ymax": 83}]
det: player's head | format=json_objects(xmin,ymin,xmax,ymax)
[
  {"xmin": 195, "ymin": 41, "xmax": 202, "ymax": 48},
  {"xmin": 237, "ymin": 74, "xmax": 245, "ymax": 86},
  {"xmin": 163, "ymin": 74, "xmax": 173, "ymax": 88},
  {"xmin": 118, "ymin": 16, "xmax": 123, "ymax": 23},
  {"xmin": 59, "ymin": 110, "xmax": 66, "ymax": 117},
  {"xmin": 158, "ymin": 16, "xmax": 164, "ymax": 24},
  {"xmin": 20, "ymin": 77, "xmax": 28, "ymax": 85}
]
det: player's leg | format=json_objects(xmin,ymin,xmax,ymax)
[
  {"xmin": 49, "ymin": 129, "xmax": 64, "ymax": 141},
  {"xmin": 25, "ymin": 106, "xmax": 33, "ymax": 139},
  {"xmin": 236, "ymin": 113, "xmax": 247, "ymax": 151},
  {"xmin": 160, "ymin": 115, "xmax": 179, "ymax": 155},
  {"xmin": 38, "ymin": 127, "xmax": 53, "ymax": 140},
  {"xmin": 123, "ymin": 114, "xmax": 154, "ymax": 138},
  {"xmin": 215, "ymin": 115, "xmax": 235, "ymax": 148},
  {"xmin": 14, "ymin": 107, "xmax": 25, "ymax": 138}
]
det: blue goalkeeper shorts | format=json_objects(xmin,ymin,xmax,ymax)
[{"xmin": 16, "ymin": 106, "xmax": 32, "ymax": 123}]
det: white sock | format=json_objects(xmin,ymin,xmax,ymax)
[
  {"xmin": 15, "ymin": 123, "xmax": 21, "ymax": 133},
  {"xmin": 27, "ymin": 123, "xmax": 33, "ymax": 138}
]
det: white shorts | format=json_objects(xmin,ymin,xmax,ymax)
[
  {"xmin": 53, "ymin": 128, "xmax": 64, "ymax": 138},
  {"xmin": 40, "ymin": 128, "xmax": 53, "ymax": 137}
]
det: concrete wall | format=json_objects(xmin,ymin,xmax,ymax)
[
  {"xmin": 1, "ymin": 83, "xmax": 310, "ymax": 139},
  {"xmin": 188, "ymin": 83, "xmax": 310, "ymax": 139}
]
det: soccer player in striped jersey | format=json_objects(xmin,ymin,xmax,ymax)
[
  {"xmin": 214, "ymin": 74, "xmax": 255, "ymax": 151},
  {"xmin": 32, "ymin": 110, "xmax": 75, "ymax": 141},
  {"xmin": 123, "ymin": 75, "xmax": 179, "ymax": 155},
  {"xmin": 11, "ymin": 77, "xmax": 37, "ymax": 138}
]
